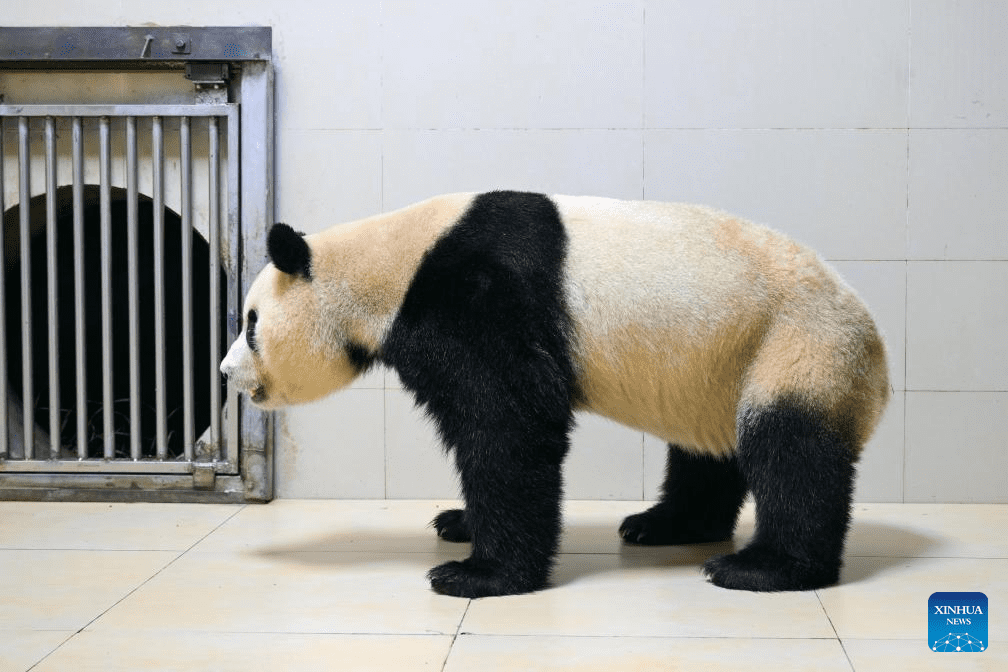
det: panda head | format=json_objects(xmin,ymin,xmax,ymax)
[{"xmin": 219, "ymin": 223, "xmax": 372, "ymax": 409}]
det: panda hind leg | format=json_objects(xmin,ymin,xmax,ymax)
[
  {"xmin": 620, "ymin": 445, "xmax": 746, "ymax": 546},
  {"xmin": 703, "ymin": 400, "xmax": 856, "ymax": 591}
]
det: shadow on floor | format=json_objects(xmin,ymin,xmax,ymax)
[{"xmin": 247, "ymin": 516, "xmax": 936, "ymax": 592}]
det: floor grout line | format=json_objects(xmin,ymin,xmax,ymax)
[
  {"xmin": 24, "ymin": 504, "xmax": 249, "ymax": 671},
  {"xmin": 25, "ymin": 631, "xmax": 77, "ymax": 672},
  {"xmin": 816, "ymin": 589, "xmax": 856, "ymax": 672},
  {"xmin": 7, "ymin": 501, "xmax": 1008, "ymax": 669},
  {"xmin": 440, "ymin": 599, "xmax": 472, "ymax": 672}
]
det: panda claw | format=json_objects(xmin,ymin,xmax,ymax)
[
  {"xmin": 432, "ymin": 508, "xmax": 472, "ymax": 543},
  {"xmin": 619, "ymin": 509, "xmax": 675, "ymax": 545}
]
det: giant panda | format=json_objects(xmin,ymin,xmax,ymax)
[{"xmin": 220, "ymin": 191, "xmax": 890, "ymax": 599}]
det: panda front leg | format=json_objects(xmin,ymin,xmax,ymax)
[
  {"xmin": 620, "ymin": 444, "xmax": 747, "ymax": 545},
  {"xmin": 427, "ymin": 439, "xmax": 565, "ymax": 598},
  {"xmin": 703, "ymin": 401, "xmax": 856, "ymax": 591}
]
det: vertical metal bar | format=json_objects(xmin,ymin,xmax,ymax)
[
  {"xmin": 152, "ymin": 117, "xmax": 167, "ymax": 460},
  {"xmin": 126, "ymin": 116, "xmax": 140, "ymax": 460},
  {"xmin": 72, "ymin": 117, "xmax": 87, "ymax": 460},
  {"xmin": 180, "ymin": 116, "xmax": 194, "ymax": 460},
  {"xmin": 208, "ymin": 116, "xmax": 221, "ymax": 458},
  {"xmin": 0, "ymin": 118, "xmax": 7, "ymax": 459},
  {"xmin": 18, "ymin": 116, "xmax": 34, "ymax": 460},
  {"xmin": 44, "ymin": 117, "xmax": 60, "ymax": 460},
  {"xmin": 225, "ymin": 107, "xmax": 240, "ymax": 468},
  {"xmin": 99, "ymin": 116, "xmax": 114, "ymax": 460}
]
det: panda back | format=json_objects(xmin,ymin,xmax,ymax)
[{"xmin": 555, "ymin": 196, "xmax": 889, "ymax": 455}]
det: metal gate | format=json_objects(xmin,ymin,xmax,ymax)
[{"xmin": 0, "ymin": 27, "xmax": 274, "ymax": 501}]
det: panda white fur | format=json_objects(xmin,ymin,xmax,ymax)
[{"xmin": 220, "ymin": 191, "xmax": 890, "ymax": 598}]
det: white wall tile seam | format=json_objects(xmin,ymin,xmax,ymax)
[
  {"xmin": 823, "ymin": 259, "xmax": 920, "ymax": 263},
  {"xmin": 640, "ymin": 2, "xmax": 647, "ymax": 202},
  {"xmin": 900, "ymin": 389, "xmax": 908, "ymax": 504},
  {"xmin": 904, "ymin": 0, "xmax": 911, "ymax": 501},
  {"xmin": 903, "ymin": 390, "xmax": 1008, "ymax": 394},
  {"xmin": 276, "ymin": 127, "xmax": 1008, "ymax": 132},
  {"xmin": 328, "ymin": 127, "xmax": 1008, "ymax": 131}
]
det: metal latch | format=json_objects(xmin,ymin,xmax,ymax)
[{"xmin": 186, "ymin": 63, "xmax": 230, "ymax": 88}]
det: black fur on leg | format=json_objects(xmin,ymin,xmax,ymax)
[
  {"xmin": 432, "ymin": 509, "xmax": 471, "ymax": 543},
  {"xmin": 381, "ymin": 192, "xmax": 576, "ymax": 598},
  {"xmin": 704, "ymin": 400, "xmax": 856, "ymax": 591},
  {"xmin": 620, "ymin": 445, "xmax": 747, "ymax": 545},
  {"xmin": 428, "ymin": 454, "xmax": 566, "ymax": 597}
]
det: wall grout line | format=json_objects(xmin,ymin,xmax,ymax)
[
  {"xmin": 903, "ymin": 0, "xmax": 912, "ymax": 505},
  {"xmin": 641, "ymin": 2, "xmax": 647, "ymax": 202}
]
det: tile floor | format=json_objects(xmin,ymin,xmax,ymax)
[{"xmin": 1, "ymin": 499, "xmax": 1005, "ymax": 671}]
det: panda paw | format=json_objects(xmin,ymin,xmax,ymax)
[
  {"xmin": 703, "ymin": 545, "xmax": 840, "ymax": 591},
  {"xmin": 619, "ymin": 509, "xmax": 676, "ymax": 545},
  {"xmin": 619, "ymin": 505, "xmax": 733, "ymax": 546},
  {"xmin": 432, "ymin": 509, "xmax": 471, "ymax": 543},
  {"xmin": 428, "ymin": 558, "xmax": 543, "ymax": 598}
]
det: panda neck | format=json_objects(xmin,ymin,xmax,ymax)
[{"xmin": 309, "ymin": 193, "xmax": 474, "ymax": 353}]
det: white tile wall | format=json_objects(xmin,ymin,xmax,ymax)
[
  {"xmin": 644, "ymin": 0, "xmax": 909, "ymax": 129},
  {"xmin": 905, "ymin": 392, "xmax": 1008, "ymax": 503},
  {"xmin": 906, "ymin": 262, "xmax": 1008, "ymax": 392},
  {"xmin": 909, "ymin": 130, "xmax": 1008, "ymax": 260},
  {"xmin": 381, "ymin": 0, "xmax": 644, "ymax": 129},
  {"xmin": 643, "ymin": 435, "xmax": 667, "ymax": 501},
  {"xmin": 274, "ymin": 391, "xmax": 386, "ymax": 498},
  {"xmin": 384, "ymin": 391, "xmax": 459, "ymax": 499},
  {"xmin": 5, "ymin": 1, "xmax": 1005, "ymax": 502},
  {"xmin": 644, "ymin": 130, "xmax": 908, "ymax": 260},
  {"xmin": 349, "ymin": 368, "xmax": 386, "ymax": 392},
  {"xmin": 910, "ymin": 1, "xmax": 1008, "ymax": 128},
  {"xmin": 276, "ymin": 130, "xmax": 383, "ymax": 234},
  {"xmin": 565, "ymin": 416, "xmax": 644, "ymax": 500},
  {"xmin": 275, "ymin": 1, "xmax": 383, "ymax": 131},
  {"xmin": 381, "ymin": 130, "xmax": 643, "ymax": 210},
  {"xmin": 853, "ymin": 392, "xmax": 905, "ymax": 504}
]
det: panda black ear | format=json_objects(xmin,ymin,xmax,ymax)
[{"xmin": 267, "ymin": 223, "xmax": 313, "ymax": 280}]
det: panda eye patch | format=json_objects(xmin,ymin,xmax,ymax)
[{"xmin": 246, "ymin": 309, "xmax": 258, "ymax": 352}]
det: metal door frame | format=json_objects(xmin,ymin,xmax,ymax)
[{"xmin": 0, "ymin": 27, "xmax": 274, "ymax": 502}]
